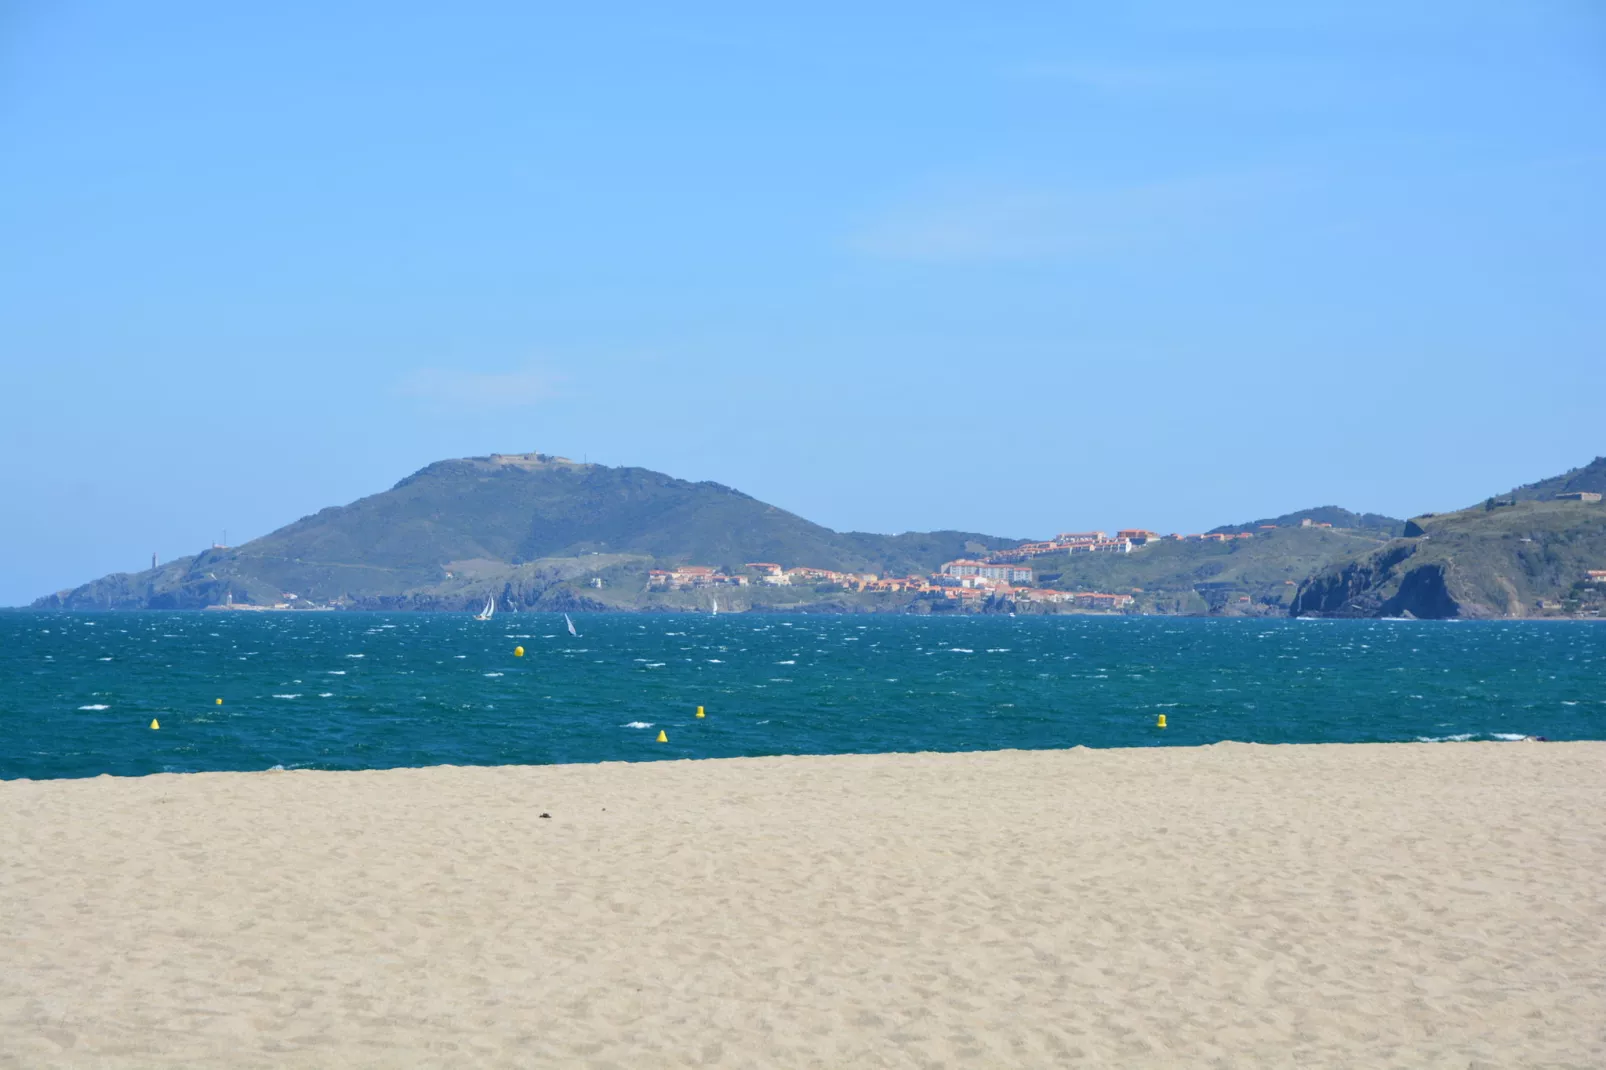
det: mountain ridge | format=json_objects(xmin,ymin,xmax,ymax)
[
  {"xmin": 1496, "ymin": 456, "xmax": 1606, "ymax": 505},
  {"xmin": 31, "ymin": 451, "xmax": 1604, "ymax": 617},
  {"xmin": 1209, "ymin": 506, "xmax": 1405, "ymax": 537},
  {"xmin": 31, "ymin": 453, "xmax": 1024, "ymax": 611}
]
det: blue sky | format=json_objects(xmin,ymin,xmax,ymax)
[{"xmin": 3, "ymin": 1, "xmax": 1603, "ymax": 605}]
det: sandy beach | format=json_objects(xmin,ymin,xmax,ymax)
[{"xmin": 3, "ymin": 742, "xmax": 1603, "ymax": 1068}]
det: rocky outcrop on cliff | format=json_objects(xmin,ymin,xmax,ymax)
[
  {"xmin": 1289, "ymin": 543, "xmax": 1466, "ymax": 619},
  {"xmin": 1291, "ymin": 543, "xmax": 1427, "ymax": 617},
  {"xmin": 1291, "ymin": 497, "xmax": 1606, "ymax": 619}
]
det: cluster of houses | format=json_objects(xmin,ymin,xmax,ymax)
[
  {"xmin": 645, "ymin": 520, "xmax": 1295, "ymax": 609},
  {"xmin": 646, "ymin": 558, "xmax": 1136, "ymax": 612},
  {"xmin": 646, "ymin": 565, "xmax": 749, "ymax": 589},
  {"xmin": 645, "ymin": 520, "xmax": 1286, "ymax": 609},
  {"xmin": 648, "ymin": 520, "xmax": 1292, "ymax": 595},
  {"xmin": 647, "ymin": 563, "xmax": 939, "ymax": 594},
  {"xmin": 987, "ymin": 530, "xmax": 1159, "ymax": 561},
  {"xmin": 983, "ymin": 527, "xmax": 1260, "ymax": 563},
  {"xmin": 931, "ymin": 560, "xmax": 1134, "ymax": 609}
]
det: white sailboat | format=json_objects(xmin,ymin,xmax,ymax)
[
  {"xmin": 565, "ymin": 612, "xmax": 578, "ymax": 637},
  {"xmin": 710, "ymin": 594, "xmax": 719, "ymax": 615},
  {"xmin": 473, "ymin": 595, "xmax": 496, "ymax": 621}
]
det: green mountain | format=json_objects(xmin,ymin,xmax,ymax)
[
  {"xmin": 1497, "ymin": 456, "xmax": 1606, "ymax": 504},
  {"xmin": 46, "ymin": 449, "xmax": 1596, "ymax": 618},
  {"xmin": 1209, "ymin": 506, "xmax": 1405, "ymax": 537},
  {"xmin": 32, "ymin": 453, "xmax": 1021, "ymax": 611},
  {"xmin": 1290, "ymin": 496, "xmax": 1606, "ymax": 619}
]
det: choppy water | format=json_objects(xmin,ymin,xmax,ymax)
[{"xmin": 3, "ymin": 612, "xmax": 1602, "ymax": 780}]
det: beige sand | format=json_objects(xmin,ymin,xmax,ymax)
[{"xmin": 3, "ymin": 742, "xmax": 1604, "ymax": 1068}]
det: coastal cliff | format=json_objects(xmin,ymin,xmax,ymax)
[
  {"xmin": 1291, "ymin": 497, "xmax": 1606, "ymax": 618},
  {"xmin": 31, "ymin": 453, "xmax": 1606, "ymax": 617}
]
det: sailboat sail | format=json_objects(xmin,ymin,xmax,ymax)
[
  {"xmin": 474, "ymin": 595, "xmax": 495, "ymax": 621},
  {"xmin": 565, "ymin": 612, "xmax": 577, "ymax": 637},
  {"xmin": 711, "ymin": 595, "xmax": 719, "ymax": 615}
]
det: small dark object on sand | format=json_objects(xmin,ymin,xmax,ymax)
[{"xmin": 539, "ymin": 812, "xmax": 551, "ymax": 819}]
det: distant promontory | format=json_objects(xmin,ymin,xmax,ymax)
[{"xmin": 30, "ymin": 453, "xmax": 1606, "ymax": 619}]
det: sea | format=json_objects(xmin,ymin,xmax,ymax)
[{"xmin": 3, "ymin": 612, "xmax": 1602, "ymax": 780}]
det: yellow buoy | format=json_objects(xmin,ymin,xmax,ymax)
[
  {"xmin": 150, "ymin": 718, "xmax": 160, "ymax": 730},
  {"xmin": 695, "ymin": 705, "xmax": 705, "ymax": 718},
  {"xmin": 1157, "ymin": 714, "xmax": 1167, "ymax": 729},
  {"xmin": 656, "ymin": 729, "xmax": 668, "ymax": 743},
  {"xmin": 215, "ymin": 698, "xmax": 223, "ymax": 705},
  {"xmin": 514, "ymin": 646, "xmax": 525, "ymax": 657}
]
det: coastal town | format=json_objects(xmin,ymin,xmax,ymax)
[
  {"xmin": 642, "ymin": 525, "xmax": 1286, "ymax": 611},
  {"xmin": 650, "ymin": 557, "xmax": 1136, "ymax": 610}
]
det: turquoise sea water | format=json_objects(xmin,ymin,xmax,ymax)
[{"xmin": 3, "ymin": 612, "xmax": 1602, "ymax": 780}]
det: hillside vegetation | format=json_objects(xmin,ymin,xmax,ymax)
[
  {"xmin": 33, "ymin": 454, "xmax": 1019, "ymax": 611},
  {"xmin": 1027, "ymin": 528, "xmax": 1393, "ymax": 614},
  {"xmin": 1498, "ymin": 456, "xmax": 1606, "ymax": 504},
  {"xmin": 1209, "ymin": 506, "xmax": 1404, "ymax": 537},
  {"xmin": 38, "ymin": 450, "xmax": 1605, "ymax": 617},
  {"xmin": 1290, "ymin": 498, "xmax": 1606, "ymax": 618}
]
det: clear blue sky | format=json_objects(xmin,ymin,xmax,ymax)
[{"xmin": 4, "ymin": 1, "xmax": 1604, "ymax": 605}]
